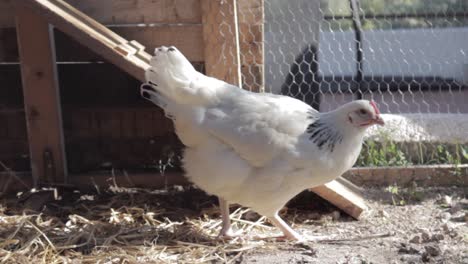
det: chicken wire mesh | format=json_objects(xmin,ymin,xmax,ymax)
[{"xmin": 234, "ymin": 0, "xmax": 468, "ymax": 168}]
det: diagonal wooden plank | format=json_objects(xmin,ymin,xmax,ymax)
[
  {"xmin": 311, "ymin": 180, "xmax": 368, "ymax": 219},
  {"xmin": 14, "ymin": 0, "xmax": 151, "ymax": 81}
]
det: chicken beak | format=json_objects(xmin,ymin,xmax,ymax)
[{"xmin": 373, "ymin": 115, "xmax": 385, "ymax": 126}]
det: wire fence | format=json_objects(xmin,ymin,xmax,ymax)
[{"xmin": 254, "ymin": 0, "xmax": 468, "ymax": 168}]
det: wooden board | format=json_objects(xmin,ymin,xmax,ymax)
[
  {"xmin": 65, "ymin": 137, "xmax": 183, "ymax": 173},
  {"xmin": 15, "ymin": 6, "xmax": 67, "ymax": 184},
  {"xmin": 0, "ymin": 26, "xmax": 204, "ymax": 63},
  {"xmin": 0, "ymin": 0, "xmax": 202, "ymax": 28},
  {"xmin": 12, "ymin": 0, "xmax": 152, "ymax": 81},
  {"xmin": 201, "ymin": 0, "xmax": 241, "ymax": 86},
  {"xmin": 57, "ymin": 63, "xmax": 144, "ymax": 106},
  {"xmin": 63, "ymin": 106, "xmax": 178, "ymax": 173},
  {"xmin": 113, "ymin": 26, "xmax": 204, "ymax": 62},
  {"xmin": 55, "ymin": 63, "xmax": 204, "ymax": 107},
  {"xmin": 237, "ymin": 0, "xmax": 264, "ymax": 92},
  {"xmin": 311, "ymin": 180, "xmax": 368, "ymax": 219},
  {"xmin": 64, "ymin": 107, "xmax": 173, "ymax": 139}
]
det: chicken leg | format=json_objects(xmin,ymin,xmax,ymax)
[
  {"xmin": 218, "ymin": 197, "xmax": 240, "ymax": 238},
  {"xmin": 269, "ymin": 213, "xmax": 304, "ymax": 241}
]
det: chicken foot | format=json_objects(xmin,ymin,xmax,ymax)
[
  {"xmin": 218, "ymin": 197, "xmax": 241, "ymax": 238},
  {"xmin": 268, "ymin": 213, "xmax": 304, "ymax": 241}
]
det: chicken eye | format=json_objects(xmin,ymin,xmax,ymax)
[{"xmin": 358, "ymin": 109, "xmax": 367, "ymax": 115}]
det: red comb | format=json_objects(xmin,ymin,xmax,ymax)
[{"xmin": 370, "ymin": 101, "xmax": 380, "ymax": 115}]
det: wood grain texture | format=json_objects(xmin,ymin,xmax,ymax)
[
  {"xmin": 201, "ymin": 0, "xmax": 241, "ymax": 86},
  {"xmin": 311, "ymin": 180, "xmax": 368, "ymax": 219},
  {"xmin": 113, "ymin": 25, "xmax": 204, "ymax": 62},
  {"xmin": 0, "ymin": 26, "xmax": 204, "ymax": 63},
  {"xmin": 13, "ymin": 0, "xmax": 152, "ymax": 81},
  {"xmin": 237, "ymin": 0, "xmax": 264, "ymax": 92},
  {"xmin": 62, "ymin": 105, "xmax": 178, "ymax": 173},
  {"xmin": 0, "ymin": 0, "xmax": 202, "ymax": 28},
  {"xmin": 0, "ymin": 0, "xmax": 14, "ymax": 28},
  {"xmin": 16, "ymin": 6, "xmax": 67, "ymax": 184}
]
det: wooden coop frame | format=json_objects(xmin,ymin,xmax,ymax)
[{"xmin": 0, "ymin": 0, "xmax": 366, "ymax": 218}]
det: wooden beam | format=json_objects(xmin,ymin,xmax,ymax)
[
  {"xmin": 237, "ymin": 0, "xmax": 264, "ymax": 92},
  {"xmin": 1, "ymin": 0, "xmax": 202, "ymax": 28},
  {"xmin": 311, "ymin": 180, "xmax": 368, "ymax": 219},
  {"xmin": 0, "ymin": 26, "xmax": 204, "ymax": 63},
  {"xmin": 14, "ymin": 0, "xmax": 151, "ymax": 81},
  {"xmin": 15, "ymin": 6, "xmax": 67, "ymax": 185},
  {"xmin": 65, "ymin": 0, "xmax": 202, "ymax": 25},
  {"xmin": 112, "ymin": 26, "xmax": 204, "ymax": 62},
  {"xmin": 201, "ymin": 0, "xmax": 242, "ymax": 86}
]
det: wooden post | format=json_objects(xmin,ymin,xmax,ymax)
[
  {"xmin": 201, "ymin": 0, "xmax": 242, "ymax": 87},
  {"xmin": 16, "ymin": 6, "xmax": 67, "ymax": 185},
  {"xmin": 237, "ymin": 0, "xmax": 264, "ymax": 92}
]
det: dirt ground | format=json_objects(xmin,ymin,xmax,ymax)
[
  {"xmin": 243, "ymin": 187, "xmax": 468, "ymax": 264},
  {"xmin": 0, "ymin": 184, "xmax": 467, "ymax": 263}
]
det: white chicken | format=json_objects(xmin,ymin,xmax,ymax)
[{"xmin": 141, "ymin": 46, "xmax": 384, "ymax": 241}]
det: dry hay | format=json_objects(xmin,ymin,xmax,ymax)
[{"xmin": 0, "ymin": 183, "xmax": 337, "ymax": 264}]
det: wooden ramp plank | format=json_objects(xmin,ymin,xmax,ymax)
[
  {"xmin": 15, "ymin": 0, "xmax": 151, "ymax": 81},
  {"xmin": 0, "ymin": 26, "xmax": 204, "ymax": 63},
  {"xmin": 15, "ymin": 6, "xmax": 67, "ymax": 185},
  {"xmin": 311, "ymin": 179, "xmax": 368, "ymax": 219}
]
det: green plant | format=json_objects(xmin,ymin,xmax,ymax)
[
  {"xmin": 386, "ymin": 183, "xmax": 424, "ymax": 206},
  {"xmin": 357, "ymin": 140, "xmax": 410, "ymax": 167},
  {"xmin": 386, "ymin": 184, "xmax": 406, "ymax": 206},
  {"xmin": 426, "ymin": 143, "xmax": 467, "ymax": 175},
  {"xmin": 461, "ymin": 145, "xmax": 468, "ymax": 160},
  {"xmin": 357, "ymin": 138, "xmax": 468, "ymax": 168}
]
